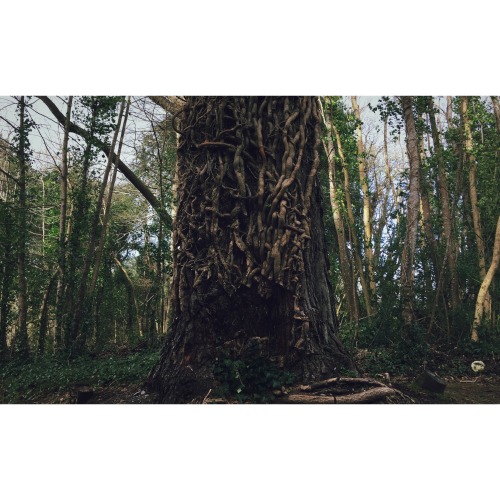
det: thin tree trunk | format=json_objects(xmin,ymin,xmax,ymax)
[
  {"xmin": 14, "ymin": 96, "xmax": 29, "ymax": 357},
  {"xmin": 383, "ymin": 116, "xmax": 399, "ymax": 223},
  {"xmin": 114, "ymin": 256, "xmax": 143, "ymax": 338},
  {"xmin": 55, "ymin": 96, "xmax": 72, "ymax": 349},
  {"xmin": 491, "ymin": 96, "xmax": 500, "ymax": 133},
  {"xmin": 37, "ymin": 271, "xmax": 57, "ymax": 355},
  {"xmin": 331, "ymin": 118, "xmax": 373, "ymax": 316},
  {"xmin": 351, "ymin": 97, "xmax": 376, "ymax": 305},
  {"xmin": 446, "ymin": 96, "xmax": 453, "ymax": 125},
  {"xmin": 471, "ymin": 216, "xmax": 500, "ymax": 341},
  {"xmin": 72, "ymin": 99, "xmax": 126, "ymax": 347},
  {"xmin": 461, "ymin": 96, "xmax": 491, "ymax": 318},
  {"xmin": 428, "ymin": 97, "xmax": 460, "ymax": 309},
  {"xmin": 0, "ymin": 209, "xmax": 14, "ymax": 358},
  {"xmin": 417, "ymin": 111, "xmax": 440, "ymax": 287},
  {"xmin": 400, "ymin": 97, "xmax": 421, "ymax": 327},
  {"xmin": 89, "ymin": 98, "xmax": 130, "ymax": 298},
  {"xmin": 319, "ymin": 99, "xmax": 358, "ymax": 323}
]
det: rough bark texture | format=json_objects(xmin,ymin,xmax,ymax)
[{"xmin": 150, "ymin": 97, "xmax": 353, "ymax": 403}]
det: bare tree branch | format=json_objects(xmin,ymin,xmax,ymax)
[{"xmin": 36, "ymin": 96, "xmax": 172, "ymax": 227}]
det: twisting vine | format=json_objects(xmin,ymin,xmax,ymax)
[{"xmin": 171, "ymin": 97, "xmax": 322, "ymax": 342}]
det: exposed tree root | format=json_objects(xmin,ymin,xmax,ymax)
[
  {"xmin": 299, "ymin": 376, "xmax": 387, "ymax": 392},
  {"xmin": 201, "ymin": 376, "xmax": 406, "ymax": 404}
]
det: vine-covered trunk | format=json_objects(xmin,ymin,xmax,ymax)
[
  {"xmin": 151, "ymin": 97, "xmax": 353, "ymax": 403},
  {"xmin": 400, "ymin": 96, "xmax": 421, "ymax": 327}
]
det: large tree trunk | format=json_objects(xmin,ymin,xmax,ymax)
[{"xmin": 150, "ymin": 97, "xmax": 353, "ymax": 403}]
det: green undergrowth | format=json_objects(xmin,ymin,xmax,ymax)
[
  {"xmin": 340, "ymin": 316, "xmax": 500, "ymax": 378},
  {"xmin": 0, "ymin": 348, "xmax": 159, "ymax": 403}
]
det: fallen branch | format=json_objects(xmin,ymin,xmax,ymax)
[
  {"xmin": 299, "ymin": 376, "xmax": 387, "ymax": 392},
  {"xmin": 282, "ymin": 386, "xmax": 396, "ymax": 404}
]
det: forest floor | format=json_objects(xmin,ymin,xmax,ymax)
[
  {"xmin": 18, "ymin": 374, "xmax": 500, "ymax": 404},
  {"xmin": 2, "ymin": 347, "xmax": 500, "ymax": 404}
]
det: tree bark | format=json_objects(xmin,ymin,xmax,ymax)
[
  {"xmin": 351, "ymin": 97, "xmax": 377, "ymax": 306},
  {"xmin": 14, "ymin": 96, "xmax": 29, "ymax": 357},
  {"xmin": 89, "ymin": 98, "xmax": 131, "ymax": 298},
  {"xmin": 331, "ymin": 117, "xmax": 373, "ymax": 316},
  {"xmin": 461, "ymin": 97, "xmax": 491, "ymax": 318},
  {"xmin": 471, "ymin": 216, "xmax": 500, "ymax": 341},
  {"xmin": 320, "ymin": 99, "xmax": 358, "ymax": 323},
  {"xmin": 71, "ymin": 99, "xmax": 126, "ymax": 347},
  {"xmin": 0, "ymin": 206, "xmax": 15, "ymax": 358},
  {"xmin": 150, "ymin": 97, "xmax": 354, "ymax": 403},
  {"xmin": 491, "ymin": 96, "xmax": 500, "ymax": 133},
  {"xmin": 400, "ymin": 97, "xmax": 421, "ymax": 327},
  {"xmin": 114, "ymin": 256, "xmax": 143, "ymax": 338},
  {"xmin": 428, "ymin": 97, "xmax": 460, "ymax": 309},
  {"xmin": 383, "ymin": 116, "xmax": 399, "ymax": 222},
  {"xmin": 54, "ymin": 96, "xmax": 73, "ymax": 349},
  {"xmin": 37, "ymin": 271, "xmax": 57, "ymax": 355}
]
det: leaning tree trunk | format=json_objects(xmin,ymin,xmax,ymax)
[
  {"xmin": 150, "ymin": 97, "xmax": 354, "ymax": 403},
  {"xmin": 471, "ymin": 216, "xmax": 500, "ymax": 341}
]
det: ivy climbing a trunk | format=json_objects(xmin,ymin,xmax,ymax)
[{"xmin": 150, "ymin": 97, "xmax": 354, "ymax": 403}]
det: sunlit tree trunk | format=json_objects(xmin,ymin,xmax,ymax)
[
  {"xmin": 72, "ymin": 99, "xmax": 126, "ymax": 348},
  {"xmin": 151, "ymin": 97, "xmax": 353, "ymax": 402},
  {"xmin": 400, "ymin": 97, "xmax": 421, "ymax": 327},
  {"xmin": 383, "ymin": 116, "xmax": 398, "ymax": 222},
  {"xmin": 320, "ymin": 100, "xmax": 359, "ymax": 323},
  {"xmin": 351, "ymin": 97, "xmax": 376, "ymax": 306},
  {"xmin": 471, "ymin": 216, "xmax": 500, "ymax": 341},
  {"xmin": 491, "ymin": 96, "xmax": 500, "ymax": 133},
  {"xmin": 446, "ymin": 96, "xmax": 453, "ymax": 125},
  {"xmin": 331, "ymin": 115, "xmax": 373, "ymax": 316},
  {"xmin": 461, "ymin": 96, "xmax": 491, "ymax": 319},
  {"xmin": 89, "ymin": 98, "xmax": 131, "ymax": 298},
  {"xmin": 417, "ymin": 111, "xmax": 439, "ymax": 287}
]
